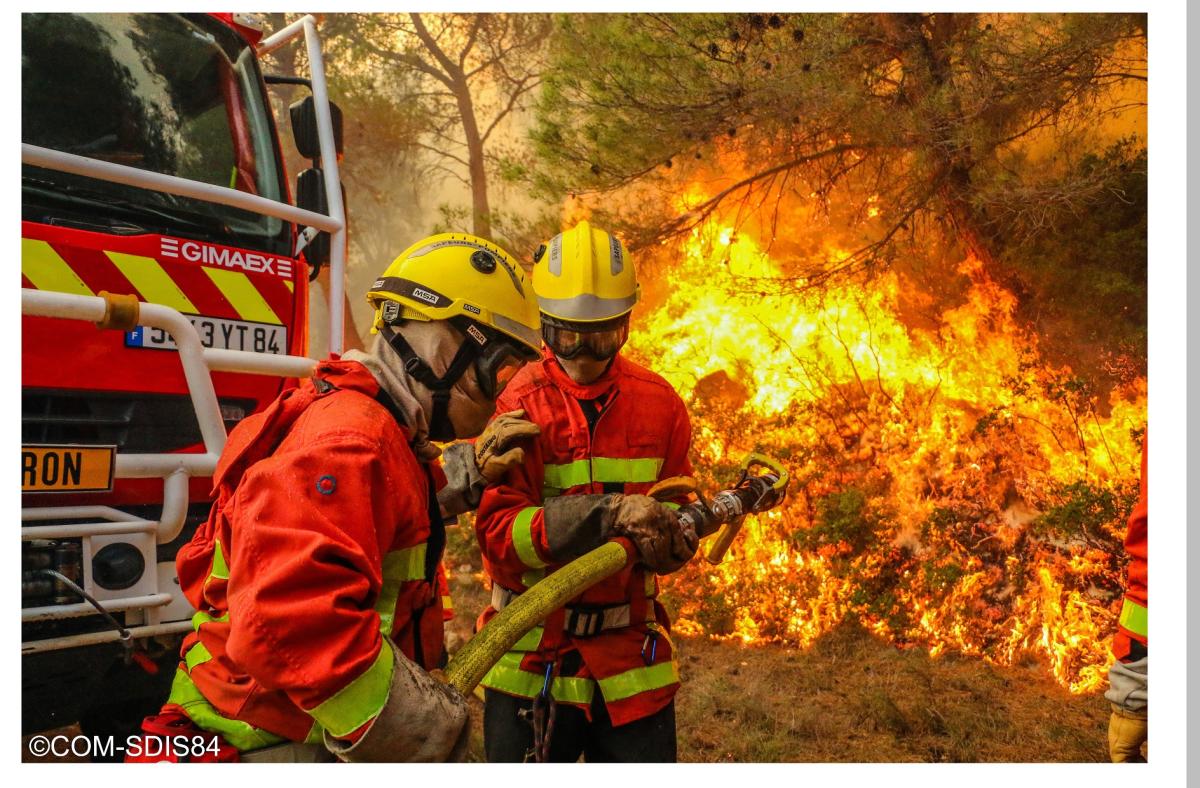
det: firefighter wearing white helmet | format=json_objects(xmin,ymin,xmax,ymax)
[
  {"xmin": 473, "ymin": 221, "xmax": 698, "ymax": 763},
  {"xmin": 130, "ymin": 233, "xmax": 544, "ymax": 764}
]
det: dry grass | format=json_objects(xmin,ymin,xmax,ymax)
[{"xmin": 444, "ymin": 525, "xmax": 1110, "ymax": 763}]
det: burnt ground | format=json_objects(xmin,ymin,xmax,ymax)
[{"xmin": 444, "ymin": 551, "xmax": 1110, "ymax": 763}]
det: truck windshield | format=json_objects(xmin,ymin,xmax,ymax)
[{"xmin": 22, "ymin": 13, "xmax": 288, "ymax": 254}]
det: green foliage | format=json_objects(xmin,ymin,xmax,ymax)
[
  {"xmin": 999, "ymin": 141, "xmax": 1147, "ymax": 384},
  {"xmin": 1032, "ymin": 479, "xmax": 1138, "ymax": 545},
  {"xmin": 794, "ymin": 488, "xmax": 880, "ymax": 553},
  {"xmin": 529, "ymin": 13, "xmax": 1146, "ymax": 390}
]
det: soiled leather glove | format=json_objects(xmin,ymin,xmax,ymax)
[
  {"xmin": 324, "ymin": 641, "xmax": 469, "ymax": 762},
  {"xmin": 611, "ymin": 494, "xmax": 698, "ymax": 575},
  {"xmin": 475, "ymin": 409, "xmax": 541, "ymax": 483},
  {"xmin": 1108, "ymin": 705, "xmax": 1147, "ymax": 762}
]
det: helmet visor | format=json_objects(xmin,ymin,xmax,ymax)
[{"xmin": 542, "ymin": 316, "xmax": 630, "ymax": 361}]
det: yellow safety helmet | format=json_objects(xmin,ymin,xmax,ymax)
[
  {"xmin": 367, "ymin": 233, "xmax": 541, "ymax": 355},
  {"xmin": 532, "ymin": 221, "xmax": 640, "ymax": 324},
  {"xmin": 366, "ymin": 235, "xmax": 541, "ymax": 438}
]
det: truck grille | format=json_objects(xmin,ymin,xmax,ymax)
[{"xmin": 22, "ymin": 390, "xmax": 254, "ymax": 454}]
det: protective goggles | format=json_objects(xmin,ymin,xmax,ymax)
[{"xmin": 541, "ymin": 314, "xmax": 630, "ymax": 361}]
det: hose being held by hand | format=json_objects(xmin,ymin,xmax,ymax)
[{"xmin": 442, "ymin": 454, "xmax": 789, "ymax": 696}]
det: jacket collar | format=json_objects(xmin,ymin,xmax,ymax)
[{"xmin": 540, "ymin": 346, "xmax": 623, "ymax": 400}]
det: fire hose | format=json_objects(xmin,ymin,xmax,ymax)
[{"xmin": 442, "ymin": 453, "xmax": 790, "ymax": 696}]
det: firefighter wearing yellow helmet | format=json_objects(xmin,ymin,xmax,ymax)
[
  {"xmin": 473, "ymin": 221, "xmax": 699, "ymax": 763},
  {"xmin": 132, "ymin": 233, "xmax": 544, "ymax": 763},
  {"xmin": 364, "ymin": 233, "xmax": 543, "ymax": 442}
]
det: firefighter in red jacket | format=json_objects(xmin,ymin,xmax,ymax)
[
  {"xmin": 475, "ymin": 221, "xmax": 699, "ymax": 762},
  {"xmin": 1107, "ymin": 432, "xmax": 1148, "ymax": 762},
  {"xmin": 130, "ymin": 234, "xmax": 543, "ymax": 762}
]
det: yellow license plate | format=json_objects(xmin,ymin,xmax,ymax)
[{"xmin": 22, "ymin": 445, "xmax": 115, "ymax": 493}]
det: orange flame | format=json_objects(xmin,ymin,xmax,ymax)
[{"xmin": 626, "ymin": 212, "xmax": 1144, "ymax": 694}]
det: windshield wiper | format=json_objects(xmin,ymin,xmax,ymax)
[{"xmin": 22, "ymin": 175, "xmax": 235, "ymax": 236}]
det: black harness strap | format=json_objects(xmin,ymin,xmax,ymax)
[{"xmin": 378, "ymin": 323, "xmax": 482, "ymax": 442}]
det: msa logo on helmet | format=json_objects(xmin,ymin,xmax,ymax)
[
  {"xmin": 466, "ymin": 324, "xmax": 488, "ymax": 346},
  {"xmin": 463, "ymin": 303, "xmax": 482, "ymax": 315},
  {"xmin": 411, "ymin": 287, "xmax": 440, "ymax": 305}
]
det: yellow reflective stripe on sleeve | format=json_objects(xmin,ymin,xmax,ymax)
[
  {"xmin": 442, "ymin": 595, "xmax": 454, "ymax": 610},
  {"xmin": 662, "ymin": 501, "xmax": 680, "ymax": 510},
  {"xmin": 592, "ymin": 457, "xmax": 663, "ymax": 484},
  {"xmin": 1119, "ymin": 598, "xmax": 1148, "ymax": 638},
  {"xmin": 202, "ymin": 267, "xmax": 283, "ymax": 325},
  {"xmin": 596, "ymin": 659, "xmax": 680, "ymax": 702},
  {"xmin": 307, "ymin": 640, "xmax": 395, "ymax": 738},
  {"xmin": 211, "ymin": 539, "xmax": 230, "ymax": 580},
  {"xmin": 644, "ymin": 572, "xmax": 656, "ymax": 598},
  {"xmin": 192, "ymin": 610, "xmax": 230, "ymax": 631},
  {"xmin": 22, "ymin": 239, "xmax": 94, "ymax": 296},
  {"xmin": 184, "ymin": 641, "xmax": 213, "ymax": 671},
  {"xmin": 479, "ymin": 652, "xmax": 595, "ymax": 705},
  {"xmin": 543, "ymin": 460, "xmax": 591, "ymax": 490},
  {"xmin": 168, "ymin": 668, "xmax": 286, "ymax": 752},
  {"xmin": 376, "ymin": 543, "xmax": 428, "ymax": 634},
  {"xmin": 512, "ymin": 507, "xmax": 546, "ymax": 569},
  {"xmin": 107, "ymin": 252, "xmax": 198, "ymax": 313}
]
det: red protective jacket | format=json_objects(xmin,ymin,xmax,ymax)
[
  {"xmin": 474, "ymin": 349, "xmax": 693, "ymax": 727},
  {"xmin": 159, "ymin": 359, "xmax": 449, "ymax": 752},
  {"xmin": 1114, "ymin": 434, "xmax": 1148, "ymax": 660}
]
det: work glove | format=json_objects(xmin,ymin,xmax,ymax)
[
  {"xmin": 1108, "ymin": 705, "xmax": 1147, "ymax": 762},
  {"xmin": 324, "ymin": 642, "xmax": 469, "ymax": 762},
  {"xmin": 475, "ymin": 409, "xmax": 541, "ymax": 482},
  {"xmin": 437, "ymin": 410, "xmax": 540, "ymax": 516},
  {"xmin": 610, "ymin": 494, "xmax": 698, "ymax": 575}
]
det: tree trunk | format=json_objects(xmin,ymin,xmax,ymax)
[
  {"xmin": 880, "ymin": 13, "xmax": 1001, "ymax": 271},
  {"xmin": 454, "ymin": 79, "xmax": 491, "ymax": 238}
]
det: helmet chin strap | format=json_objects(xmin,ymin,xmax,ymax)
[{"xmin": 380, "ymin": 323, "xmax": 482, "ymax": 443}]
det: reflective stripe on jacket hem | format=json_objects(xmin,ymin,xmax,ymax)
[
  {"xmin": 168, "ymin": 667, "xmax": 287, "ymax": 753},
  {"xmin": 479, "ymin": 652, "xmax": 595, "ymax": 705},
  {"xmin": 596, "ymin": 660, "xmax": 680, "ymax": 703},
  {"xmin": 1119, "ymin": 598, "xmax": 1148, "ymax": 638}
]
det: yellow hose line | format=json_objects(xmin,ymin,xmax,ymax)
[{"xmin": 443, "ymin": 541, "xmax": 629, "ymax": 695}]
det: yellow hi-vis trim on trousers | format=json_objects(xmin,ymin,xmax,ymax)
[{"xmin": 1119, "ymin": 598, "xmax": 1148, "ymax": 639}]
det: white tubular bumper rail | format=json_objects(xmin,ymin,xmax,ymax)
[{"xmin": 22, "ymin": 290, "xmax": 318, "ymax": 649}]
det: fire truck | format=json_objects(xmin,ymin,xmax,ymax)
[{"xmin": 21, "ymin": 12, "xmax": 348, "ymax": 748}]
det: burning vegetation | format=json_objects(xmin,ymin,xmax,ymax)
[{"xmin": 626, "ymin": 209, "xmax": 1144, "ymax": 695}]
